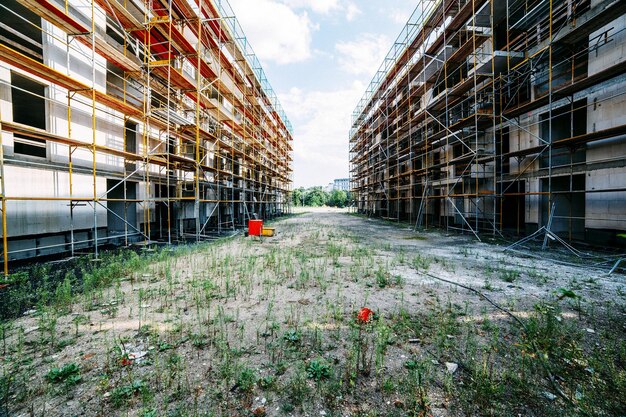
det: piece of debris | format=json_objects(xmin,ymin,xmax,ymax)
[
  {"xmin": 252, "ymin": 406, "xmax": 266, "ymax": 416},
  {"xmin": 120, "ymin": 345, "xmax": 149, "ymax": 365},
  {"xmin": 25, "ymin": 326, "xmax": 39, "ymax": 334},
  {"xmin": 445, "ymin": 362, "xmax": 458, "ymax": 374},
  {"xmin": 543, "ymin": 391, "xmax": 557, "ymax": 401}
]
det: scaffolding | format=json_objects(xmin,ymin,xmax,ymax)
[
  {"xmin": 350, "ymin": 0, "xmax": 626, "ymax": 247},
  {"xmin": 0, "ymin": 0, "xmax": 294, "ymax": 274}
]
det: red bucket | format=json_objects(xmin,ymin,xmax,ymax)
[{"xmin": 248, "ymin": 220, "xmax": 263, "ymax": 236}]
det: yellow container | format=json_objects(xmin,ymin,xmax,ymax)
[{"xmin": 261, "ymin": 227, "xmax": 275, "ymax": 237}]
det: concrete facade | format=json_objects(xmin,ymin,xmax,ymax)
[
  {"xmin": 350, "ymin": 0, "xmax": 626, "ymax": 247},
  {"xmin": 0, "ymin": 0, "xmax": 293, "ymax": 266}
]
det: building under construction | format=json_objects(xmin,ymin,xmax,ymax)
[
  {"xmin": 350, "ymin": 0, "xmax": 626, "ymax": 247},
  {"xmin": 0, "ymin": 0, "xmax": 293, "ymax": 272}
]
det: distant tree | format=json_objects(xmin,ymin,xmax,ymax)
[
  {"xmin": 292, "ymin": 187, "xmax": 306, "ymax": 207},
  {"xmin": 305, "ymin": 187, "xmax": 328, "ymax": 207},
  {"xmin": 328, "ymin": 190, "xmax": 347, "ymax": 208}
]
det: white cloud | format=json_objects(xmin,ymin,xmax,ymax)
[
  {"xmin": 387, "ymin": 2, "xmax": 434, "ymax": 25},
  {"xmin": 345, "ymin": 1, "xmax": 361, "ymax": 21},
  {"xmin": 281, "ymin": 0, "xmax": 360, "ymax": 20},
  {"xmin": 280, "ymin": 82, "xmax": 365, "ymax": 187},
  {"xmin": 282, "ymin": 0, "xmax": 340, "ymax": 14},
  {"xmin": 335, "ymin": 33, "xmax": 390, "ymax": 76},
  {"xmin": 388, "ymin": 8, "xmax": 410, "ymax": 24},
  {"xmin": 229, "ymin": 0, "xmax": 314, "ymax": 65}
]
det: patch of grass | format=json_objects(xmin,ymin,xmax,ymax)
[
  {"xmin": 110, "ymin": 379, "xmax": 150, "ymax": 408},
  {"xmin": 236, "ymin": 367, "xmax": 258, "ymax": 393},
  {"xmin": 499, "ymin": 269, "xmax": 520, "ymax": 283},
  {"xmin": 283, "ymin": 366, "xmax": 311, "ymax": 408},
  {"xmin": 258, "ymin": 375, "xmax": 276, "ymax": 390},
  {"xmin": 375, "ymin": 268, "xmax": 390, "ymax": 288},
  {"xmin": 327, "ymin": 242, "xmax": 343, "ymax": 261},
  {"xmin": 191, "ymin": 333, "xmax": 208, "ymax": 349},
  {"xmin": 0, "ymin": 372, "xmax": 12, "ymax": 414},
  {"xmin": 412, "ymin": 254, "xmax": 432, "ymax": 271},
  {"xmin": 403, "ymin": 235, "xmax": 427, "ymax": 241},
  {"xmin": 527, "ymin": 268, "xmax": 550, "ymax": 284},
  {"xmin": 393, "ymin": 274, "xmax": 405, "ymax": 288}
]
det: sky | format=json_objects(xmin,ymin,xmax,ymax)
[{"xmin": 227, "ymin": 0, "xmax": 418, "ymax": 188}]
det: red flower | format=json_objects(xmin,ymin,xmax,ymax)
[
  {"xmin": 357, "ymin": 307, "xmax": 374, "ymax": 324},
  {"xmin": 120, "ymin": 355, "xmax": 133, "ymax": 367}
]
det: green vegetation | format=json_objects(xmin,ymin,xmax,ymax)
[
  {"xmin": 306, "ymin": 358, "xmax": 333, "ymax": 380},
  {"xmin": 0, "ymin": 247, "xmax": 184, "ymax": 320},
  {"xmin": 0, "ymin": 213, "xmax": 623, "ymax": 417},
  {"xmin": 110, "ymin": 380, "xmax": 150, "ymax": 408},
  {"xmin": 45, "ymin": 363, "xmax": 81, "ymax": 390},
  {"xmin": 292, "ymin": 186, "xmax": 352, "ymax": 207},
  {"xmin": 236, "ymin": 367, "xmax": 258, "ymax": 393}
]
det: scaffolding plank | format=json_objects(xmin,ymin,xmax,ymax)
[
  {"xmin": 0, "ymin": 44, "xmax": 143, "ymax": 117},
  {"xmin": 17, "ymin": 0, "xmax": 141, "ymax": 73},
  {"xmin": 505, "ymin": 124, "xmax": 626, "ymax": 159},
  {"xmin": 505, "ymin": 60, "xmax": 626, "ymax": 117},
  {"xmin": 1, "ymin": 120, "xmax": 162, "ymax": 163}
]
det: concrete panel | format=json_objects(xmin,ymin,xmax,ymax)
[
  {"xmin": 526, "ymin": 179, "xmax": 540, "ymax": 225},
  {"xmin": 4, "ymin": 166, "xmax": 107, "ymax": 236},
  {"xmin": 589, "ymin": 15, "xmax": 626, "ymax": 76},
  {"xmin": 586, "ymin": 81, "xmax": 626, "ymax": 133},
  {"xmin": 586, "ymin": 168, "xmax": 626, "ymax": 230}
]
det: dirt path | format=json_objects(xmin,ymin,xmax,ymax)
[{"xmin": 2, "ymin": 210, "xmax": 625, "ymax": 417}]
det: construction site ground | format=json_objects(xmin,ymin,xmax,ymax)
[{"xmin": 2, "ymin": 209, "xmax": 625, "ymax": 417}]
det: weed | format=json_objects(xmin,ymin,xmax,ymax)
[
  {"xmin": 527, "ymin": 268, "xmax": 550, "ymax": 284},
  {"xmin": 306, "ymin": 358, "xmax": 332, "ymax": 380},
  {"xmin": 284, "ymin": 366, "xmax": 310, "ymax": 407},
  {"xmin": 236, "ymin": 367, "xmax": 258, "ymax": 393},
  {"xmin": 375, "ymin": 267, "xmax": 389, "ymax": 288},
  {"xmin": 46, "ymin": 363, "xmax": 81, "ymax": 387},
  {"xmin": 258, "ymin": 375, "xmax": 276, "ymax": 390},
  {"xmin": 0, "ymin": 322, "xmax": 10, "ymax": 355},
  {"xmin": 283, "ymin": 329, "xmax": 301, "ymax": 345},
  {"xmin": 191, "ymin": 333, "xmax": 208, "ymax": 349},
  {"xmin": 72, "ymin": 314, "xmax": 88, "ymax": 338},
  {"xmin": 404, "ymin": 359, "xmax": 419, "ymax": 370},
  {"xmin": 0, "ymin": 371, "xmax": 12, "ymax": 415},
  {"xmin": 499, "ymin": 269, "xmax": 520, "ymax": 283},
  {"xmin": 327, "ymin": 243, "xmax": 343, "ymax": 264},
  {"xmin": 412, "ymin": 254, "xmax": 432, "ymax": 271},
  {"xmin": 110, "ymin": 379, "xmax": 149, "ymax": 408}
]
